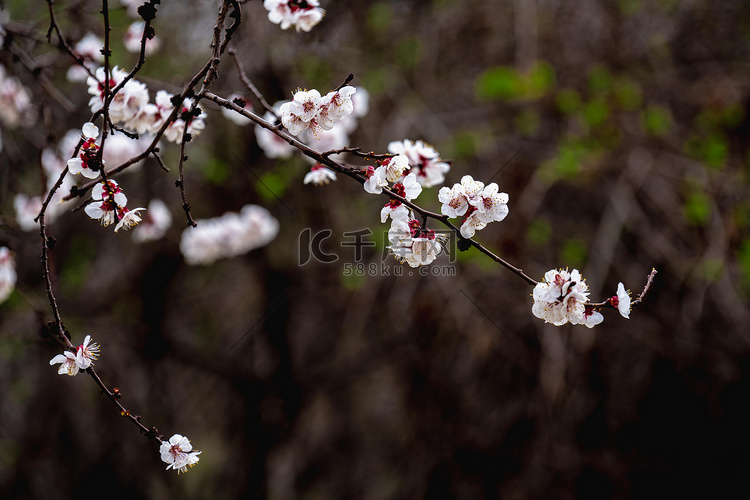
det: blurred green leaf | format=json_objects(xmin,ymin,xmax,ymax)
[
  {"xmin": 700, "ymin": 258, "xmax": 724, "ymax": 282},
  {"xmin": 367, "ymin": 3, "xmax": 392, "ymax": 34},
  {"xmin": 555, "ymin": 88, "xmax": 582, "ymax": 115},
  {"xmin": 515, "ymin": 109, "xmax": 540, "ymax": 136},
  {"xmin": 448, "ymin": 130, "xmax": 479, "ymax": 161},
  {"xmin": 684, "ymin": 133, "xmax": 728, "ymax": 169},
  {"xmin": 588, "ymin": 65, "xmax": 613, "ymax": 95},
  {"xmin": 256, "ymin": 171, "xmax": 288, "ymax": 203},
  {"xmin": 360, "ymin": 68, "xmax": 388, "ymax": 96},
  {"xmin": 583, "ymin": 97, "xmax": 610, "ymax": 128},
  {"xmin": 526, "ymin": 218, "xmax": 552, "ymax": 246},
  {"xmin": 560, "ymin": 238, "xmax": 588, "ymax": 269},
  {"xmin": 618, "ymin": 0, "xmax": 640, "ymax": 15},
  {"xmin": 525, "ymin": 61, "xmax": 556, "ymax": 98},
  {"xmin": 299, "ymin": 57, "xmax": 332, "ymax": 92},
  {"xmin": 395, "ymin": 37, "xmax": 421, "ymax": 69},
  {"xmin": 640, "ymin": 105, "xmax": 672, "ymax": 136},
  {"xmin": 202, "ymin": 158, "xmax": 231, "ymax": 185},
  {"xmin": 475, "ymin": 66, "xmax": 524, "ymax": 101},
  {"xmin": 613, "ymin": 77, "xmax": 643, "ymax": 110},
  {"xmin": 683, "ymin": 190, "xmax": 711, "ymax": 226}
]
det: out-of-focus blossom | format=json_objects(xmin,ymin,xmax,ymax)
[
  {"xmin": 124, "ymin": 21, "xmax": 160, "ymax": 55},
  {"xmin": 163, "ymin": 97, "xmax": 207, "ymax": 143},
  {"xmin": 256, "ymin": 107, "xmax": 295, "ymax": 159},
  {"xmin": 264, "ymin": 0, "xmax": 325, "ymax": 32},
  {"xmin": 304, "ymin": 164, "xmax": 337, "ymax": 185},
  {"xmin": 133, "ymin": 199, "xmax": 172, "ymax": 243},
  {"xmin": 66, "ymin": 33, "xmax": 104, "ymax": 82},
  {"xmin": 0, "ymin": 247, "xmax": 16, "ymax": 304},
  {"xmin": 180, "ymin": 205, "xmax": 279, "ymax": 265},
  {"xmin": 0, "ymin": 65, "xmax": 34, "ymax": 128},
  {"xmin": 119, "ymin": 0, "xmax": 142, "ymax": 17},
  {"xmin": 387, "ymin": 139, "xmax": 451, "ymax": 188},
  {"xmin": 160, "ymin": 434, "xmax": 201, "ymax": 474},
  {"xmin": 221, "ymin": 93, "xmax": 253, "ymax": 126}
]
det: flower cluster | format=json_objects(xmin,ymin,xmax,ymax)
[
  {"xmin": 179, "ymin": 205, "xmax": 280, "ymax": 265},
  {"xmin": 86, "ymin": 67, "xmax": 206, "ymax": 144},
  {"xmin": 0, "ymin": 64, "xmax": 34, "ymax": 131},
  {"xmin": 279, "ymin": 86, "xmax": 356, "ymax": 137},
  {"xmin": 84, "ymin": 179, "xmax": 146, "ymax": 232},
  {"xmin": 160, "ymin": 434, "xmax": 201, "ymax": 474},
  {"xmin": 264, "ymin": 0, "xmax": 325, "ymax": 32},
  {"xmin": 66, "ymin": 32, "xmax": 104, "ymax": 82},
  {"xmin": 0, "ymin": 247, "xmax": 16, "ymax": 304},
  {"xmin": 388, "ymin": 139, "xmax": 451, "ymax": 188},
  {"xmin": 304, "ymin": 163, "xmax": 337, "ymax": 186},
  {"xmin": 531, "ymin": 269, "xmax": 602, "ymax": 328},
  {"xmin": 439, "ymin": 175, "xmax": 509, "ymax": 238},
  {"xmin": 49, "ymin": 335, "xmax": 100, "ymax": 376},
  {"xmin": 132, "ymin": 199, "xmax": 172, "ymax": 243},
  {"xmin": 388, "ymin": 217, "xmax": 446, "ymax": 268}
]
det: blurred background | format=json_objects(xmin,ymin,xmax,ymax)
[{"xmin": 2, "ymin": 0, "xmax": 750, "ymax": 498}]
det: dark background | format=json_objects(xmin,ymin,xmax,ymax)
[{"xmin": 2, "ymin": 0, "xmax": 750, "ymax": 498}]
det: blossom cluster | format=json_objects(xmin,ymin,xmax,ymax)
[
  {"xmin": 531, "ymin": 269, "xmax": 632, "ymax": 328},
  {"xmin": 160, "ymin": 434, "xmax": 201, "ymax": 474},
  {"xmin": 179, "ymin": 205, "xmax": 280, "ymax": 265},
  {"xmin": 49, "ymin": 335, "xmax": 100, "ymax": 376},
  {"xmin": 87, "ymin": 66, "xmax": 206, "ymax": 144},
  {"xmin": 84, "ymin": 178, "xmax": 146, "ymax": 232},
  {"xmin": 0, "ymin": 247, "xmax": 16, "ymax": 304},
  {"xmin": 264, "ymin": 0, "xmax": 325, "ymax": 32},
  {"xmin": 0, "ymin": 64, "xmax": 34, "ymax": 142},
  {"xmin": 439, "ymin": 175, "xmax": 509, "ymax": 238},
  {"xmin": 388, "ymin": 139, "xmax": 451, "ymax": 188},
  {"xmin": 388, "ymin": 217, "xmax": 446, "ymax": 268},
  {"xmin": 280, "ymin": 86, "xmax": 356, "ymax": 137}
]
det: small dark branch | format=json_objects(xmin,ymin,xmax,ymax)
[
  {"xmin": 5, "ymin": 41, "xmax": 77, "ymax": 113},
  {"xmin": 220, "ymin": 1, "xmax": 242, "ymax": 56},
  {"xmin": 86, "ymin": 368, "xmax": 162, "ymax": 444},
  {"xmin": 333, "ymin": 73, "xmax": 355, "ymax": 92},
  {"xmin": 177, "ymin": 120, "xmax": 197, "ymax": 228},
  {"xmin": 227, "ymin": 43, "xmax": 277, "ymax": 117},
  {"xmin": 109, "ymin": 123, "xmax": 140, "ymax": 139},
  {"xmin": 99, "ymin": 0, "xmax": 113, "ymax": 157},
  {"xmin": 151, "ymin": 149, "xmax": 170, "ymax": 172},
  {"xmin": 323, "ymin": 147, "xmax": 396, "ymax": 161},
  {"xmin": 632, "ymin": 268, "xmax": 658, "ymax": 307}
]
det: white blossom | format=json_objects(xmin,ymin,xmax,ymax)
[
  {"xmin": 614, "ymin": 282, "xmax": 631, "ymax": 319},
  {"xmin": 114, "ymin": 207, "xmax": 147, "ymax": 233},
  {"xmin": 304, "ymin": 164, "xmax": 337, "ymax": 185},
  {"xmin": 133, "ymin": 199, "xmax": 172, "ymax": 243},
  {"xmin": 0, "ymin": 247, "xmax": 16, "ymax": 304},
  {"xmin": 84, "ymin": 180, "xmax": 128, "ymax": 227},
  {"xmin": 380, "ymin": 173, "xmax": 422, "ymax": 223},
  {"xmin": 66, "ymin": 33, "xmax": 103, "ymax": 82},
  {"xmin": 67, "ymin": 122, "xmax": 104, "ymax": 179},
  {"xmin": 0, "ymin": 64, "xmax": 34, "ymax": 128},
  {"xmin": 75, "ymin": 335, "xmax": 100, "ymax": 369},
  {"xmin": 532, "ymin": 269, "xmax": 600, "ymax": 328},
  {"xmin": 124, "ymin": 21, "xmax": 160, "ymax": 55},
  {"xmin": 387, "ymin": 139, "xmax": 451, "ymax": 188},
  {"xmin": 50, "ymin": 351, "xmax": 79, "ymax": 377},
  {"xmin": 470, "ymin": 183, "xmax": 509, "ymax": 223},
  {"xmin": 160, "ymin": 434, "xmax": 201, "ymax": 474},
  {"xmin": 363, "ymin": 165, "xmax": 388, "ymax": 194},
  {"xmin": 264, "ymin": 0, "xmax": 325, "ymax": 32},
  {"xmin": 180, "ymin": 205, "xmax": 279, "ymax": 266},
  {"xmin": 388, "ymin": 218, "xmax": 444, "ymax": 268}
]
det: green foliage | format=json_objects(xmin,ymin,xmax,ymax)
[
  {"xmin": 515, "ymin": 108, "xmax": 540, "ymax": 136},
  {"xmin": 256, "ymin": 170, "xmax": 289, "ymax": 203},
  {"xmin": 475, "ymin": 62, "xmax": 555, "ymax": 102},
  {"xmin": 526, "ymin": 218, "xmax": 552, "ymax": 246},
  {"xmin": 560, "ymin": 238, "xmax": 588, "ymax": 269},
  {"xmin": 701, "ymin": 258, "xmax": 724, "ymax": 282},
  {"xmin": 299, "ymin": 56, "xmax": 332, "ymax": 92},
  {"xmin": 640, "ymin": 105, "xmax": 672, "ymax": 136},
  {"xmin": 395, "ymin": 37, "xmax": 421, "ymax": 69},
  {"xmin": 684, "ymin": 133, "xmax": 728, "ymax": 170},
  {"xmin": 202, "ymin": 158, "xmax": 231, "ymax": 185},
  {"xmin": 367, "ymin": 3, "xmax": 392, "ymax": 34},
  {"xmin": 613, "ymin": 77, "xmax": 643, "ymax": 111},
  {"xmin": 739, "ymin": 238, "xmax": 750, "ymax": 292},
  {"xmin": 582, "ymin": 97, "xmax": 610, "ymax": 128},
  {"xmin": 683, "ymin": 189, "xmax": 711, "ymax": 226},
  {"xmin": 555, "ymin": 89, "xmax": 582, "ymax": 115},
  {"xmin": 618, "ymin": 0, "xmax": 641, "ymax": 15},
  {"xmin": 60, "ymin": 234, "xmax": 96, "ymax": 295},
  {"xmin": 447, "ymin": 130, "xmax": 479, "ymax": 161},
  {"xmin": 588, "ymin": 65, "xmax": 613, "ymax": 95},
  {"xmin": 539, "ymin": 137, "xmax": 599, "ymax": 182}
]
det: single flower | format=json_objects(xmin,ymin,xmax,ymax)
[{"xmin": 160, "ymin": 434, "xmax": 201, "ymax": 474}]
